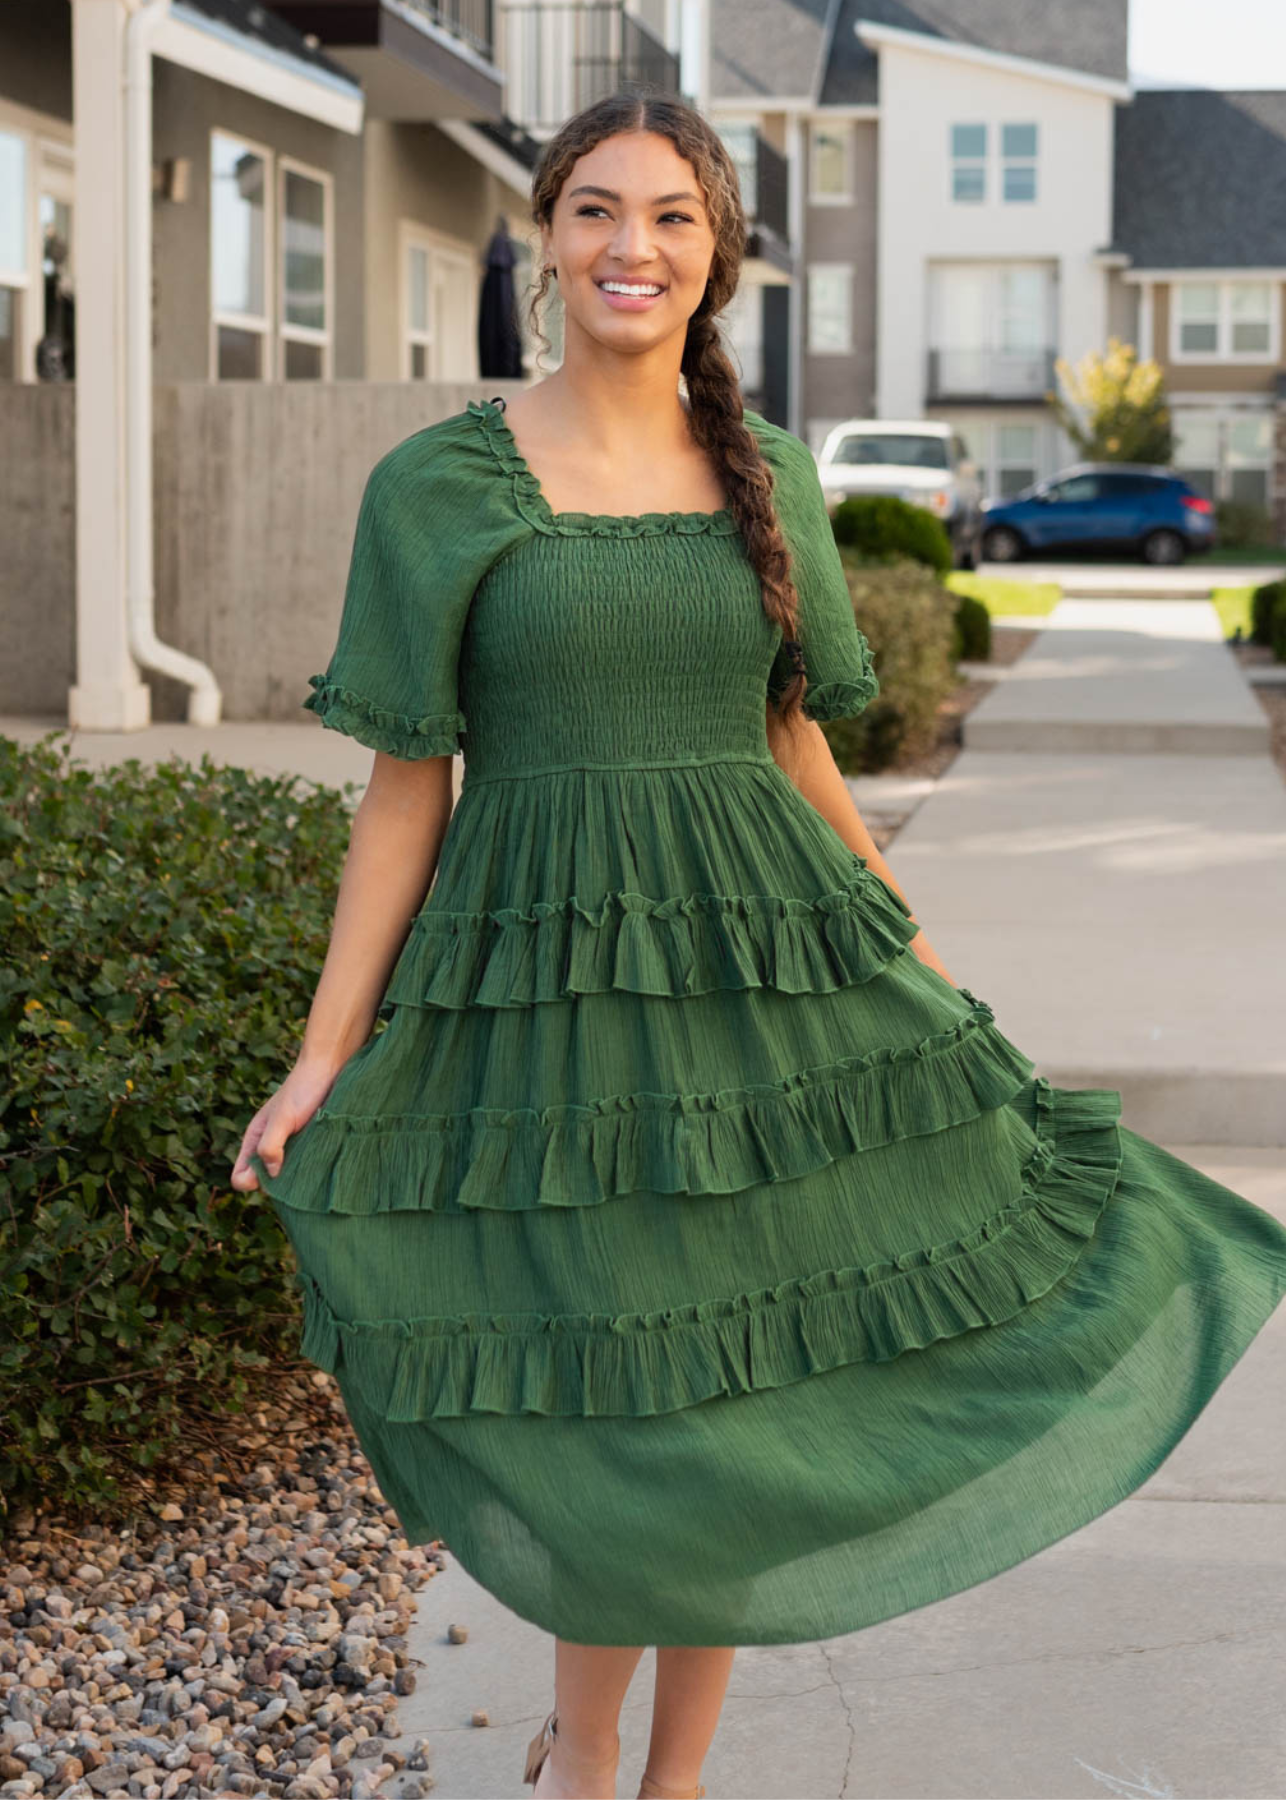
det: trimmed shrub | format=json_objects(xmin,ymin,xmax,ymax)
[
  {"xmin": 1251, "ymin": 579, "xmax": 1286, "ymax": 647},
  {"xmin": 820, "ymin": 553, "xmax": 960, "ymax": 773},
  {"xmin": 1214, "ymin": 499, "xmax": 1276, "ymax": 551},
  {"xmin": 829, "ymin": 494, "xmax": 953, "ymax": 574},
  {"xmin": 952, "ymin": 591, "xmax": 992, "ymax": 663},
  {"xmin": 1272, "ymin": 589, "xmax": 1286, "ymax": 664},
  {"xmin": 0, "ymin": 734, "xmax": 358, "ymax": 1518}
]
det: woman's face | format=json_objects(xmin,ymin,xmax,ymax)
[{"xmin": 542, "ymin": 130, "xmax": 717, "ymax": 355}]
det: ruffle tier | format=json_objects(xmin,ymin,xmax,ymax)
[
  {"xmin": 292, "ymin": 1079, "xmax": 1124, "ymax": 1418},
  {"xmin": 257, "ymin": 989, "xmax": 1035, "ymax": 1216},
  {"xmin": 381, "ymin": 857, "xmax": 919, "ymax": 1013}
]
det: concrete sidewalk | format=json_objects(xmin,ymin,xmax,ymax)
[{"xmin": 852, "ymin": 600, "xmax": 1286, "ymax": 1146}]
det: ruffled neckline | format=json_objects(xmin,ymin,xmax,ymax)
[{"xmin": 467, "ymin": 396, "xmax": 744, "ymax": 539}]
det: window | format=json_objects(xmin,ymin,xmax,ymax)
[
  {"xmin": 807, "ymin": 264, "xmax": 852, "ymax": 353},
  {"xmin": 948, "ymin": 417, "xmax": 1050, "ymax": 500},
  {"xmin": 1001, "ymin": 123, "xmax": 1038, "ymax": 202},
  {"xmin": 399, "ymin": 225, "xmax": 478, "ymax": 382},
  {"xmin": 279, "ymin": 159, "xmax": 331, "ymax": 379},
  {"xmin": 996, "ymin": 423, "xmax": 1038, "ymax": 496},
  {"xmin": 950, "ymin": 124, "xmax": 986, "ymax": 202},
  {"xmin": 1044, "ymin": 474, "xmax": 1102, "ymax": 504},
  {"xmin": 929, "ymin": 261, "xmax": 1056, "ymax": 398},
  {"xmin": 1172, "ymin": 279, "xmax": 1278, "ymax": 361},
  {"xmin": 809, "ymin": 122, "xmax": 853, "ymax": 203},
  {"xmin": 211, "ymin": 130, "xmax": 270, "ymax": 379},
  {"xmin": 0, "ymin": 126, "xmax": 28, "ymax": 380},
  {"xmin": 830, "ymin": 433, "xmax": 949, "ymax": 470},
  {"xmin": 1174, "ymin": 408, "xmax": 1273, "ymax": 507}
]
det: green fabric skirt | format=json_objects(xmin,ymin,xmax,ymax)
[{"xmin": 259, "ymin": 801, "xmax": 1286, "ymax": 1643}]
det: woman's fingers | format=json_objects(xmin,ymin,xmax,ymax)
[{"xmin": 230, "ymin": 1101, "xmax": 274, "ymax": 1192}]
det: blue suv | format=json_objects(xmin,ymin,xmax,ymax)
[{"xmin": 976, "ymin": 464, "xmax": 1216, "ymax": 565}]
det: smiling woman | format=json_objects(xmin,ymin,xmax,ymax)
[{"xmin": 235, "ymin": 85, "xmax": 1286, "ymax": 1800}]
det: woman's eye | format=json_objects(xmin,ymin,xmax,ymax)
[{"xmin": 574, "ymin": 204, "xmax": 692, "ymax": 223}]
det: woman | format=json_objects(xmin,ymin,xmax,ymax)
[{"xmin": 232, "ymin": 92, "xmax": 1286, "ymax": 1800}]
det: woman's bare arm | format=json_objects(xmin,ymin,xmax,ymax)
[
  {"xmin": 766, "ymin": 705, "xmax": 958, "ymax": 987},
  {"xmin": 230, "ymin": 750, "xmax": 456, "ymax": 1190}
]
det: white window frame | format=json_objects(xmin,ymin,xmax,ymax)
[
  {"xmin": 276, "ymin": 154, "xmax": 333, "ymax": 380},
  {"xmin": 806, "ymin": 263, "xmax": 853, "ymax": 354},
  {"xmin": 809, "ymin": 120, "xmax": 854, "ymax": 205},
  {"xmin": 1170, "ymin": 278, "xmax": 1280, "ymax": 364},
  {"xmin": 949, "ymin": 123, "xmax": 987, "ymax": 204},
  {"xmin": 0, "ymin": 105, "xmax": 76, "ymax": 383},
  {"xmin": 1001, "ymin": 122, "xmax": 1038, "ymax": 203},
  {"xmin": 397, "ymin": 220, "xmax": 479, "ymax": 382},
  {"xmin": 209, "ymin": 126, "xmax": 275, "ymax": 382},
  {"xmin": 1172, "ymin": 404, "xmax": 1275, "ymax": 507}
]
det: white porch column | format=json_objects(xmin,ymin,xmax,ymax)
[{"xmin": 69, "ymin": 0, "xmax": 151, "ymax": 729}]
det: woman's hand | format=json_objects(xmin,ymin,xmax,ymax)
[{"xmin": 230, "ymin": 1057, "xmax": 345, "ymax": 1193}]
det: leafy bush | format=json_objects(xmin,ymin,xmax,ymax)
[
  {"xmin": 1250, "ymin": 579, "xmax": 1286, "ymax": 647},
  {"xmin": 1215, "ymin": 499, "xmax": 1276, "ymax": 550},
  {"xmin": 0, "ymin": 734, "xmax": 357, "ymax": 1518},
  {"xmin": 820, "ymin": 553, "xmax": 961, "ymax": 773},
  {"xmin": 829, "ymin": 494, "xmax": 953, "ymax": 573},
  {"xmin": 1272, "ymin": 591, "xmax": 1286, "ymax": 664},
  {"xmin": 952, "ymin": 591, "xmax": 992, "ymax": 662},
  {"xmin": 1050, "ymin": 337, "xmax": 1174, "ymax": 464}
]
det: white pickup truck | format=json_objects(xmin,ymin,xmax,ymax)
[{"xmin": 814, "ymin": 419, "xmax": 983, "ymax": 566}]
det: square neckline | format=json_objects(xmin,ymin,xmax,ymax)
[{"xmin": 469, "ymin": 396, "xmax": 743, "ymax": 539}]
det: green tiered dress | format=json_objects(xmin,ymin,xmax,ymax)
[{"xmin": 251, "ymin": 396, "xmax": 1286, "ymax": 1648}]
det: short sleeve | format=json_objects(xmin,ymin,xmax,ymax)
[
  {"xmin": 304, "ymin": 427, "xmax": 496, "ymax": 759},
  {"xmin": 763, "ymin": 427, "xmax": 880, "ymax": 723}
]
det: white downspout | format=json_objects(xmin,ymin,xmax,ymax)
[{"xmin": 124, "ymin": 0, "xmax": 222, "ymax": 724}]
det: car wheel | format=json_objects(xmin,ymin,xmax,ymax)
[
  {"xmin": 1141, "ymin": 528, "xmax": 1185, "ymax": 565},
  {"xmin": 981, "ymin": 525, "xmax": 1023, "ymax": 563}
]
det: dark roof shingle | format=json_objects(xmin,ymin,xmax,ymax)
[{"xmin": 1113, "ymin": 90, "xmax": 1286, "ymax": 269}]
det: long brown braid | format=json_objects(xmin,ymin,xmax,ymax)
[{"xmin": 525, "ymin": 89, "xmax": 811, "ymax": 727}]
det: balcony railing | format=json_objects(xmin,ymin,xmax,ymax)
[
  {"xmin": 720, "ymin": 126, "xmax": 789, "ymax": 242},
  {"xmin": 368, "ymin": 0, "xmax": 496, "ymax": 60},
  {"xmin": 927, "ymin": 346, "xmax": 1057, "ymax": 403},
  {"xmin": 500, "ymin": 2, "xmax": 681, "ymax": 135}
]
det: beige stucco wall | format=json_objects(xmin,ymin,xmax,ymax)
[{"xmin": 362, "ymin": 121, "xmax": 535, "ymax": 383}]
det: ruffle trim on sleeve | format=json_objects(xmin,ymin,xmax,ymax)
[
  {"xmin": 801, "ymin": 670, "xmax": 881, "ymax": 723},
  {"xmin": 292, "ymin": 1079, "xmax": 1124, "ymax": 1418},
  {"xmin": 303, "ymin": 675, "xmax": 465, "ymax": 759},
  {"xmin": 253, "ymin": 991, "xmax": 1035, "ymax": 1216},
  {"xmin": 379, "ymin": 864, "xmax": 919, "ymax": 1013}
]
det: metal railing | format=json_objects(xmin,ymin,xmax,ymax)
[
  {"xmin": 719, "ymin": 125, "xmax": 789, "ymax": 240},
  {"xmin": 400, "ymin": 0, "xmax": 496, "ymax": 61},
  {"xmin": 927, "ymin": 346, "xmax": 1057, "ymax": 402},
  {"xmin": 500, "ymin": 2, "xmax": 681, "ymax": 134}
]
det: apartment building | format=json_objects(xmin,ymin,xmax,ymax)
[{"xmin": 710, "ymin": 0, "xmax": 1286, "ymax": 527}]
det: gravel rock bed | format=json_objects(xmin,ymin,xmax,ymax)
[{"xmin": 1, "ymin": 1374, "xmax": 443, "ymax": 1800}]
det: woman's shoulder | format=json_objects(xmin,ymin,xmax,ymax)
[
  {"xmin": 367, "ymin": 403, "xmax": 496, "ymax": 489},
  {"xmin": 742, "ymin": 407, "xmax": 815, "ymax": 476}
]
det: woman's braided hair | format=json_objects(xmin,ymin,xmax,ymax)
[{"xmin": 526, "ymin": 88, "xmax": 811, "ymax": 726}]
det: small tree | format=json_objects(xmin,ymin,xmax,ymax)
[{"xmin": 1050, "ymin": 337, "xmax": 1175, "ymax": 465}]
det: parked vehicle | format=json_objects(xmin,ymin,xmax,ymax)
[
  {"xmin": 975, "ymin": 464, "xmax": 1216, "ymax": 565},
  {"xmin": 816, "ymin": 419, "xmax": 983, "ymax": 565}
]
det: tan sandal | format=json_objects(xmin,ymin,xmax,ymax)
[
  {"xmin": 523, "ymin": 1708, "xmax": 622, "ymax": 1791},
  {"xmin": 638, "ymin": 1775, "xmax": 707, "ymax": 1799}
]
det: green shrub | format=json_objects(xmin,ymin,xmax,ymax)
[
  {"xmin": 829, "ymin": 494, "xmax": 953, "ymax": 574},
  {"xmin": 1272, "ymin": 590, "xmax": 1286, "ymax": 664},
  {"xmin": 1250, "ymin": 579, "xmax": 1286, "ymax": 646},
  {"xmin": 820, "ymin": 553, "xmax": 960, "ymax": 773},
  {"xmin": 952, "ymin": 592, "xmax": 992, "ymax": 662},
  {"xmin": 1214, "ymin": 498, "xmax": 1276, "ymax": 550},
  {"xmin": 0, "ymin": 734, "xmax": 357, "ymax": 1519}
]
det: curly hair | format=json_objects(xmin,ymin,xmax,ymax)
[{"xmin": 525, "ymin": 88, "xmax": 811, "ymax": 727}]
